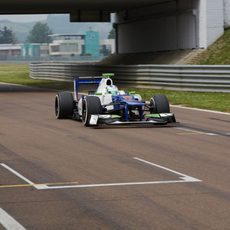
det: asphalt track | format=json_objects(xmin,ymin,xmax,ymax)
[{"xmin": 0, "ymin": 84, "xmax": 229, "ymax": 229}]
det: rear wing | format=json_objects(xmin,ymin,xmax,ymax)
[
  {"xmin": 74, "ymin": 73, "xmax": 114, "ymax": 100},
  {"xmin": 74, "ymin": 76, "xmax": 102, "ymax": 100}
]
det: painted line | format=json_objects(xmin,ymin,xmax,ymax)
[
  {"xmin": 171, "ymin": 105, "xmax": 230, "ymax": 115},
  {"xmin": 134, "ymin": 157, "xmax": 201, "ymax": 182},
  {"xmin": 0, "ymin": 182, "xmax": 79, "ymax": 189},
  {"xmin": 35, "ymin": 180, "xmax": 196, "ymax": 190},
  {"xmin": 0, "ymin": 184, "xmax": 35, "ymax": 189},
  {"xmin": 0, "ymin": 208, "xmax": 25, "ymax": 230},
  {"xmin": 0, "ymin": 163, "xmax": 79, "ymax": 190},
  {"xmin": 175, "ymin": 127, "xmax": 217, "ymax": 136},
  {"xmin": 0, "ymin": 163, "xmax": 34, "ymax": 185},
  {"xmin": 36, "ymin": 157, "xmax": 201, "ymax": 190},
  {"xmin": 1, "ymin": 158, "xmax": 201, "ymax": 190},
  {"xmin": 176, "ymin": 132, "xmax": 204, "ymax": 136}
]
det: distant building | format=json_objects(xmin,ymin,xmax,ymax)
[
  {"xmin": 85, "ymin": 30, "xmax": 100, "ymax": 56},
  {"xmin": 0, "ymin": 44, "xmax": 21, "ymax": 59},
  {"xmin": 0, "ymin": 36, "xmax": 114, "ymax": 60},
  {"xmin": 49, "ymin": 34, "xmax": 85, "ymax": 56},
  {"xmin": 49, "ymin": 31, "xmax": 115, "ymax": 57},
  {"xmin": 21, "ymin": 43, "xmax": 40, "ymax": 57},
  {"xmin": 39, "ymin": 44, "xmax": 50, "ymax": 57},
  {"xmin": 21, "ymin": 43, "xmax": 49, "ymax": 58}
]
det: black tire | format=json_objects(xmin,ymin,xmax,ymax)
[
  {"xmin": 150, "ymin": 94, "xmax": 170, "ymax": 113},
  {"xmin": 82, "ymin": 96, "xmax": 102, "ymax": 126},
  {"xmin": 55, "ymin": 92, "xmax": 74, "ymax": 119}
]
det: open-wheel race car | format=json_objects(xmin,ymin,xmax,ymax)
[{"xmin": 55, "ymin": 73, "xmax": 176, "ymax": 127}]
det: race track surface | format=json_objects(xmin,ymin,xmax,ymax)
[{"xmin": 0, "ymin": 86, "xmax": 229, "ymax": 229}]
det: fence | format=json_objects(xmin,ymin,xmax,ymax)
[{"xmin": 30, "ymin": 62, "xmax": 230, "ymax": 92}]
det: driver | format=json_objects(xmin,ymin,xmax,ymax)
[{"xmin": 107, "ymin": 85, "xmax": 118, "ymax": 95}]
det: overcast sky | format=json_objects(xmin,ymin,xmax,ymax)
[{"xmin": 0, "ymin": 14, "xmax": 48, "ymax": 22}]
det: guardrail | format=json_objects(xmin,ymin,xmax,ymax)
[{"xmin": 30, "ymin": 62, "xmax": 230, "ymax": 92}]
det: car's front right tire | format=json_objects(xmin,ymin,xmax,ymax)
[{"xmin": 149, "ymin": 94, "xmax": 170, "ymax": 113}]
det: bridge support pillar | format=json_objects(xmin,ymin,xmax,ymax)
[{"xmin": 113, "ymin": 0, "xmax": 224, "ymax": 54}]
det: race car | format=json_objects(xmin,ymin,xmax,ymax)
[{"xmin": 55, "ymin": 73, "xmax": 176, "ymax": 126}]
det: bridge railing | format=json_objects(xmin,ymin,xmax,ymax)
[{"xmin": 30, "ymin": 62, "xmax": 230, "ymax": 92}]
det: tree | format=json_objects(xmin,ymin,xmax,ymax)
[
  {"xmin": 108, "ymin": 28, "xmax": 115, "ymax": 39},
  {"xmin": 0, "ymin": 26, "xmax": 17, "ymax": 44},
  {"xmin": 26, "ymin": 22, "xmax": 52, "ymax": 43}
]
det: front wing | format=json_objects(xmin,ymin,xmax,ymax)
[{"xmin": 88, "ymin": 113, "xmax": 176, "ymax": 126}]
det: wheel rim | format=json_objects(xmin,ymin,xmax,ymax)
[
  {"xmin": 82, "ymin": 99, "xmax": 88, "ymax": 125},
  {"xmin": 149, "ymin": 98, "xmax": 156, "ymax": 113}
]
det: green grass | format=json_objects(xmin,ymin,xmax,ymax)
[
  {"xmin": 192, "ymin": 28, "xmax": 230, "ymax": 65},
  {"xmin": 0, "ymin": 64, "xmax": 229, "ymax": 112},
  {"xmin": 0, "ymin": 64, "xmax": 72, "ymax": 90}
]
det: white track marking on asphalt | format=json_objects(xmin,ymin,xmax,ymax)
[
  {"xmin": 0, "ymin": 182, "xmax": 79, "ymax": 189},
  {"xmin": 0, "ymin": 163, "xmax": 34, "ymax": 185},
  {"xmin": 0, "ymin": 208, "xmax": 26, "ymax": 230},
  {"xmin": 171, "ymin": 105, "xmax": 230, "ymax": 115},
  {"xmin": 35, "ymin": 157, "xmax": 201, "ymax": 190},
  {"xmin": 134, "ymin": 157, "xmax": 201, "ymax": 182},
  {"xmin": 1, "ymin": 158, "xmax": 201, "ymax": 190},
  {"xmin": 175, "ymin": 127, "xmax": 217, "ymax": 136},
  {"xmin": 34, "ymin": 179, "xmax": 197, "ymax": 190},
  {"xmin": 0, "ymin": 163, "xmax": 79, "ymax": 190}
]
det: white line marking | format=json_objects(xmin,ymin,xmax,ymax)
[
  {"xmin": 171, "ymin": 105, "xmax": 230, "ymax": 115},
  {"xmin": 35, "ymin": 180, "xmax": 194, "ymax": 190},
  {"xmin": 175, "ymin": 127, "xmax": 217, "ymax": 136},
  {"xmin": 0, "ymin": 163, "xmax": 34, "ymax": 185},
  {"xmin": 36, "ymin": 158, "xmax": 201, "ymax": 190},
  {"xmin": 134, "ymin": 157, "xmax": 201, "ymax": 182},
  {"xmin": 1, "ymin": 158, "xmax": 201, "ymax": 190},
  {"xmin": 0, "ymin": 163, "xmax": 74, "ymax": 190},
  {"xmin": 0, "ymin": 182, "xmax": 79, "ymax": 189},
  {"xmin": 0, "ymin": 208, "xmax": 26, "ymax": 230}
]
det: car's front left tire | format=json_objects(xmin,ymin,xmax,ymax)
[{"xmin": 82, "ymin": 96, "xmax": 102, "ymax": 126}]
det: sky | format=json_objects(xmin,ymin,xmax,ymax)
[{"xmin": 0, "ymin": 14, "xmax": 48, "ymax": 22}]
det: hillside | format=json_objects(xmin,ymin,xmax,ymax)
[
  {"xmin": 187, "ymin": 28, "xmax": 230, "ymax": 65},
  {"xmin": 0, "ymin": 15, "xmax": 112, "ymax": 43}
]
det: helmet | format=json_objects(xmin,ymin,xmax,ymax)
[{"xmin": 107, "ymin": 85, "xmax": 118, "ymax": 95}]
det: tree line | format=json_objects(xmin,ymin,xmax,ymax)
[
  {"xmin": 0, "ymin": 26, "xmax": 17, "ymax": 44},
  {"xmin": 0, "ymin": 22, "xmax": 52, "ymax": 44}
]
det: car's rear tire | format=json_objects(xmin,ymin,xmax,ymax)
[
  {"xmin": 150, "ymin": 94, "xmax": 170, "ymax": 113},
  {"xmin": 82, "ymin": 96, "xmax": 102, "ymax": 126},
  {"xmin": 55, "ymin": 92, "xmax": 74, "ymax": 119}
]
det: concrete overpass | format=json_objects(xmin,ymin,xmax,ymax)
[{"xmin": 0, "ymin": 0, "xmax": 229, "ymax": 55}]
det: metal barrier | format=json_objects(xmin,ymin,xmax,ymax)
[{"xmin": 30, "ymin": 62, "xmax": 230, "ymax": 92}]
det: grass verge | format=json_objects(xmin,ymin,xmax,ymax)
[
  {"xmin": 0, "ymin": 64, "xmax": 229, "ymax": 112},
  {"xmin": 191, "ymin": 28, "xmax": 230, "ymax": 65},
  {"xmin": 0, "ymin": 64, "xmax": 72, "ymax": 90}
]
